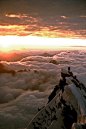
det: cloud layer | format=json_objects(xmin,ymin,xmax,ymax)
[
  {"xmin": 0, "ymin": 49, "xmax": 86, "ymax": 129},
  {"xmin": 0, "ymin": 0, "xmax": 86, "ymax": 38}
]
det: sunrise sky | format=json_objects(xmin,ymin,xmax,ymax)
[{"xmin": 0, "ymin": 0, "xmax": 86, "ymax": 52}]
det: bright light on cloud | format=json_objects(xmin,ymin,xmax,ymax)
[
  {"xmin": 80, "ymin": 15, "xmax": 86, "ymax": 18},
  {"xmin": 0, "ymin": 0, "xmax": 86, "ymax": 39},
  {"xmin": 0, "ymin": 36, "xmax": 86, "ymax": 52},
  {"xmin": 1, "ymin": 44, "xmax": 8, "ymax": 48},
  {"xmin": 61, "ymin": 16, "xmax": 67, "ymax": 19},
  {"xmin": 5, "ymin": 14, "xmax": 28, "ymax": 18}
]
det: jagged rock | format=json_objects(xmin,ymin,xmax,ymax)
[
  {"xmin": 26, "ymin": 68, "xmax": 86, "ymax": 129},
  {"xmin": 72, "ymin": 123, "xmax": 86, "ymax": 129}
]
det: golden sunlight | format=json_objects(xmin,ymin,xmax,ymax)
[
  {"xmin": 0, "ymin": 36, "xmax": 86, "ymax": 52},
  {"xmin": 1, "ymin": 44, "xmax": 8, "ymax": 48}
]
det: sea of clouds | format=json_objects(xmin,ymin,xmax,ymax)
[{"xmin": 0, "ymin": 49, "xmax": 86, "ymax": 129}]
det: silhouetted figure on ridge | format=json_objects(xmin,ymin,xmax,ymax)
[{"xmin": 68, "ymin": 66, "xmax": 73, "ymax": 76}]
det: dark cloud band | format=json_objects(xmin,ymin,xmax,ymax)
[{"xmin": 0, "ymin": 0, "xmax": 86, "ymax": 38}]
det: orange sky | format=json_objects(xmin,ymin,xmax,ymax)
[{"xmin": 0, "ymin": 0, "xmax": 86, "ymax": 52}]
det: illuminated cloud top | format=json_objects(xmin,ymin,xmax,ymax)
[{"xmin": 0, "ymin": 0, "xmax": 86, "ymax": 38}]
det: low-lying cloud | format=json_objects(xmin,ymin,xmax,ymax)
[{"xmin": 0, "ymin": 49, "xmax": 86, "ymax": 129}]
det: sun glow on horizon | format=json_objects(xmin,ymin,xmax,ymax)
[
  {"xmin": 1, "ymin": 44, "xmax": 8, "ymax": 48},
  {"xmin": 0, "ymin": 36, "xmax": 86, "ymax": 52}
]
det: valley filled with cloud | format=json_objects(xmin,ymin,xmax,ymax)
[{"xmin": 0, "ymin": 49, "xmax": 86, "ymax": 129}]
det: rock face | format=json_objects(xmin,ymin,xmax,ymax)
[
  {"xmin": 26, "ymin": 68, "xmax": 86, "ymax": 129},
  {"xmin": 60, "ymin": 69, "xmax": 86, "ymax": 129}
]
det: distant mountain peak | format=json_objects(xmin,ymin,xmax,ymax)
[{"xmin": 40, "ymin": 52, "xmax": 52, "ymax": 57}]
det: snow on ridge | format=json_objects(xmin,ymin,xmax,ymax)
[{"xmin": 65, "ymin": 77, "xmax": 86, "ymax": 120}]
